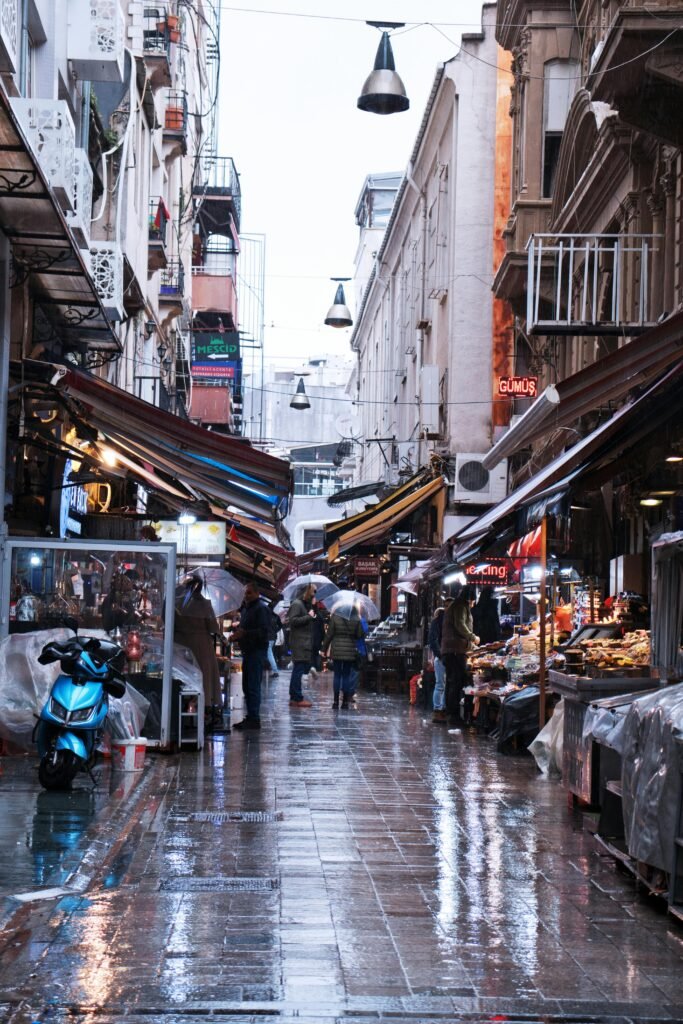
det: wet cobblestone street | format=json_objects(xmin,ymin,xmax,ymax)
[{"xmin": 1, "ymin": 672, "xmax": 683, "ymax": 1024}]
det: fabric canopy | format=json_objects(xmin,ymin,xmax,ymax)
[
  {"xmin": 484, "ymin": 310, "xmax": 683, "ymax": 468},
  {"xmin": 60, "ymin": 367, "xmax": 292, "ymax": 520},
  {"xmin": 325, "ymin": 473, "xmax": 446, "ymax": 562},
  {"xmin": 450, "ymin": 361, "xmax": 683, "ymax": 560}
]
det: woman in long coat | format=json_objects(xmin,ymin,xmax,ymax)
[{"xmin": 174, "ymin": 576, "xmax": 222, "ymax": 722}]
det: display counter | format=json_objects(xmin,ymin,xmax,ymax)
[{"xmin": 1, "ymin": 539, "xmax": 178, "ymax": 749}]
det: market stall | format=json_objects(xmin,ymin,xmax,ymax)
[{"xmin": 1, "ymin": 538, "xmax": 183, "ymax": 749}]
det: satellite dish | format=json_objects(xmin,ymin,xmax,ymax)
[{"xmin": 334, "ymin": 413, "xmax": 362, "ymax": 439}]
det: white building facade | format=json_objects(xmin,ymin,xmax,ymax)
[{"xmin": 349, "ymin": 6, "xmax": 514, "ymax": 536}]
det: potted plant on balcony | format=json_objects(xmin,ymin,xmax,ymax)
[
  {"xmin": 166, "ymin": 13, "xmax": 181, "ymax": 43},
  {"xmin": 165, "ymin": 104, "xmax": 184, "ymax": 131}
]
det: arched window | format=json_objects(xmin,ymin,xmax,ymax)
[{"xmin": 542, "ymin": 59, "xmax": 580, "ymax": 197}]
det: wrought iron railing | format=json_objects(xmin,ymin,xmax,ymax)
[
  {"xmin": 164, "ymin": 90, "xmax": 187, "ymax": 134},
  {"xmin": 142, "ymin": 4, "xmax": 171, "ymax": 56},
  {"xmin": 526, "ymin": 232, "xmax": 661, "ymax": 335},
  {"xmin": 148, "ymin": 196, "xmax": 168, "ymax": 245},
  {"xmin": 160, "ymin": 258, "xmax": 184, "ymax": 297}
]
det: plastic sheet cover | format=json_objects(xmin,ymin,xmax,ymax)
[
  {"xmin": 620, "ymin": 683, "xmax": 683, "ymax": 871},
  {"xmin": 582, "ymin": 700, "xmax": 630, "ymax": 755},
  {"xmin": 529, "ymin": 698, "xmax": 564, "ymax": 775},
  {"xmin": 0, "ymin": 628, "xmax": 150, "ymax": 749}
]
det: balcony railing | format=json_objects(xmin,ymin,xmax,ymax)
[
  {"xmin": 88, "ymin": 242, "xmax": 124, "ymax": 322},
  {"xmin": 143, "ymin": 4, "xmax": 171, "ymax": 56},
  {"xmin": 526, "ymin": 232, "xmax": 661, "ymax": 335},
  {"xmin": 148, "ymin": 196, "xmax": 169, "ymax": 272},
  {"xmin": 163, "ymin": 90, "xmax": 188, "ymax": 136},
  {"xmin": 66, "ymin": 148, "xmax": 94, "ymax": 250},
  {"xmin": 160, "ymin": 259, "xmax": 185, "ymax": 299},
  {"xmin": 195, "ymin": 155, "xmax": 241, "ymax": 231},
  {"xmin": 68, "ymin": 0, "xmax": 124, "ymax": 83},
  {"xmin": 11, "ymin": 98, "xmax": 75, "ymax": 211},
  {"xmin": 0, "ymin": 0, "xmax": 19, "ymax": 73}
]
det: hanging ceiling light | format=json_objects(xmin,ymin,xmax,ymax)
[
  {"xmin": 290, "ymin": 377, "xmax": 311, "ymax": 411},
  {"xmin": 178, "ymin": 506, "xmax": 197, "ymax": 525},
  {"xmin": 324, "ymin": 278, "xmax": 353, "ymax": 328},
  {"xmin": 357, "ymin": 22, "xmax": 409, "ymax": 115}
]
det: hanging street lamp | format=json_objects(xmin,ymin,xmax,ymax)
[
  {"xmin": 324, "ymin": 277, "xmax": 353, "ymax": 328},
  {"xmin": 290, "ymin": 377, "xmax": 311, "ymax": 411},
  {"xmin": 357, "ymin": 22, "xmax": 409, "ymax": 116}
]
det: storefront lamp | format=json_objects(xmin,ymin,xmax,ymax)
[
  {"xmin": 665, "ymin": 455, "xmax": 683, "ymax": 463},
  {"xmin": 100, "ymin": 446, "xmax": 118, "ymax": 467},
  {"xmin": 443, "ymin": 570, "xmax": 466, "ymax": 586},
  {"xmin": 178, "ymin": 507, "xmax": 197, "ymax": 525},
  {"xmin": 640, "ymin": 497, "xmax": 662, "ymax": 507},
  {"xmin": 29, "ymin": 553, "xmax": 41, "ymax": 567}
]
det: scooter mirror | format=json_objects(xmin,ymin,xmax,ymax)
[{"xmin": 62, "ymin": 616, "xmax": 79, "ymax": 634}]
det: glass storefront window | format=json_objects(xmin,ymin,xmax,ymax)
[{"xmin": 2, "ymin": 541, "xmax": 177, "ymax": 747}]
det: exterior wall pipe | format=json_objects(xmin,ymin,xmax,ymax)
[
  {"xmin": 405, "ymin": 165, "xmax": 427, "ymax": 469},
  {"xmin": 19, "ymin": 0, "xmax": 29, "ymax": 95},
  {"xmin": 0, "ymin": 233, "xmax": 9, "ymax": 555}
]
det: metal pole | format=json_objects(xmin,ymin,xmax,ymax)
[
  {"xmin": 0, "ymin": 232, "xmax": 10, "ymax": 544},
  {"xmin": 538, "ymin": 516, "xmax": 548, "ymax": 728}
]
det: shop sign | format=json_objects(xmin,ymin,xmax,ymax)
[
  {"xmin": 150, "ymin": 520, "xmax": 227, "ymax": 555},
  {"xmin": 193, "ymin": 330, "xmax": 240, "ymax": 360},
  {"xmin": 465, "ymin": 559, "xmax": 511, "ymax": 585},
  {"xmin": 191, "ymin": 361, "xmax": 238, "ymax": 379},
  {"xmin": 59, "ymin": 459, "xmax": 89, "ymax": 538},
  {"xmin": 498, "ymin": 375, "xmax": 538, "ymax": 398},
  {"xmin": 355, "ymin": 557, "xmax": 380, "ymax": 578}
]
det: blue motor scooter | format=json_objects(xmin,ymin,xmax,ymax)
[{"xmin": 34, "ymin": 626, "xmax": 127, "ymax": 790}]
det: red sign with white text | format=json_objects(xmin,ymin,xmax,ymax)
[
  {"xmin": 498, "ymin": 376, "xmax": 538, "ymax": 398},
  {"xmin": 355, "ymin": 557, "xmax": 380, "ymax": 578},
  {"xmin": 465, "ymin": 559, "xmax": 511, "ymax": 585}
]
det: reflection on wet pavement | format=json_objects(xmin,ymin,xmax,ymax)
[{"xmin": 1, "ymin": 673, "xmax": 683, "ymax": 1023}]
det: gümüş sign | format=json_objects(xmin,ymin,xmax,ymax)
[{"xmin": 498, "ymin": 376, "xmax": 538, "ymax": 398}]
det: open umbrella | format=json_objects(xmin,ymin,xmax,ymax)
[
  {"xmin": 181, "ymin": 567, "xmax": 245, "ymax": 617},
  {"xmin": 327, "ymin": 590, "xmax": 380, "ymax": 622},
  {"xmin": 282, "ymin": 574, "xmax": 339, "ymax": 605}
]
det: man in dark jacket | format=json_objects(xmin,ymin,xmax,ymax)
[
  {"xmin": 231, "ymin": 581, "xmax": 269, "ymax": 730},
  {"xmin": 441, "ymin": 586, "xmax": 479, "ymax": 725}
]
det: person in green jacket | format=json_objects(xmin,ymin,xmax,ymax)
[
  {"xmin": 322, "ymin": 608, "xmax": 363, "ymax": 709},
  {"xmin": 440, "ymin": 585, "xmax": 479, "ymax": 725}
]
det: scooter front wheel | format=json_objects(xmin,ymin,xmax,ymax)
[{"xmin": 38, "ymin": 749, "xmax": 78, "ymax": 790}]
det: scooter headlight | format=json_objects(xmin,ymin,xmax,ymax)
[
  {"xmin": 70, "ymin": 706, "xmax": 95, "ymax": 723},
  {"xmin": 49, "ymin": 697, "xmax": 68, "ymax": 721}
]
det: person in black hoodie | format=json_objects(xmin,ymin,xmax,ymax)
[
  {"xmin": 230, "ymin": 581, "xmax": 269, "ymax": 730},
  {"xmin": 472, "ymin": 586, "xmax": 501, "ymax": 645}
]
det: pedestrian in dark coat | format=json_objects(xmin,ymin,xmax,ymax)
[
  {"xmin": 174, "ymin": 576, "xmax": 222, "ymax": 728},
  {"xmin": 472, "ymin": 586, "xmax": 501, "ymax": 644},
  {"xmin": 321, "ymin": 610, "xmax": 363, "ymax": 709},
  {"xmin": 287, "ymin": 584, "xmax": 316, "ymax": 707},
  {"xmin": 441, "ymin": 586, "xmax": 479, "ymax": 724},
  {"xmin": 230, "ymin": 581, "xmax": 270, "ymax": 729}
]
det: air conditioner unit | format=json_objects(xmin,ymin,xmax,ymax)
[{"xmin": 450, "ymin": 454, "xmax": 508, "ymax": 504}]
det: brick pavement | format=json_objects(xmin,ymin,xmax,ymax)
[{"xmin": 1, "ymin": 671, "xmax": 682, "ymax": 1023}]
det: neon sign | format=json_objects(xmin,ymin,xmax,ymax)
[{"xmin": 498, "ymin": 376, "xmax": 538, "ymax": 398}]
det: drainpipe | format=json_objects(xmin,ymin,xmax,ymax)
[
  {"xmin": 19, "ymin": 0, "xmax": 29, "ymax": 96},
  {"xmin": 0, "ymin": 233, "xmax": 10, "ymax": 598},
  {"xmin": 405, "ymin": 165, "xmax": 427, "ymax": 469},
  {"xmin": 80, "ymin": 82, "xmax": 91, "ymax": 151}
]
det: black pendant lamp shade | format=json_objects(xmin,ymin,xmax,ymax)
[
  {"xmin": 290, "ymin": 377, "xmax": 311, "ymax": 410},
  {"xmin": 324, "ymin": 283, "xmax": 353, "ymax": 328},
  {"xmin": 357, "ymin": 32, "xmax": 409, "ymax": 115}
]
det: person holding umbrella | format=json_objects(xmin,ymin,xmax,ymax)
[
  {"xmin": 174, "ymin": 575, "xmax": 223, "ymax": 732},
  {"xmin": 321, "ymin": 599, "xmax": 365, "ymax": 709}
]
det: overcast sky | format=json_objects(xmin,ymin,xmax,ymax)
[{"xmin": 217, "ymin": 1, "xmax": 490, "ymax": 378}]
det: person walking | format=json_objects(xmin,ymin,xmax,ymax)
[
  {"xmin": 308, "ymin": 598, "xmax": 326, "ymax": 678},
  {"xmin": 174, "ymin": 575, "xmax": 223, "ymax": 732},
  {"xmin": 441, "ymin": 586, "xmax": 479, "ymax": 726},
  {"xmin": 265, "ymin": 603, "xmax": 281, "ymax": 678},
  {"xmin": 321, "ymin": 608, "xmax": 364, "ymax": 709},
  {"xmin": 428, "ymin": 605, "xmax": 447, "ymax": 723},
  {"xmin": 230, "ymin": 581, "xmax": 270, "ymax": 730},
  {"xmin": 286, "ymin": 584, "xmax": 316, "ymax": 708},
  {"xmin": 472, "ymin": 585, "xmax": 501, "ymax": 644}
]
